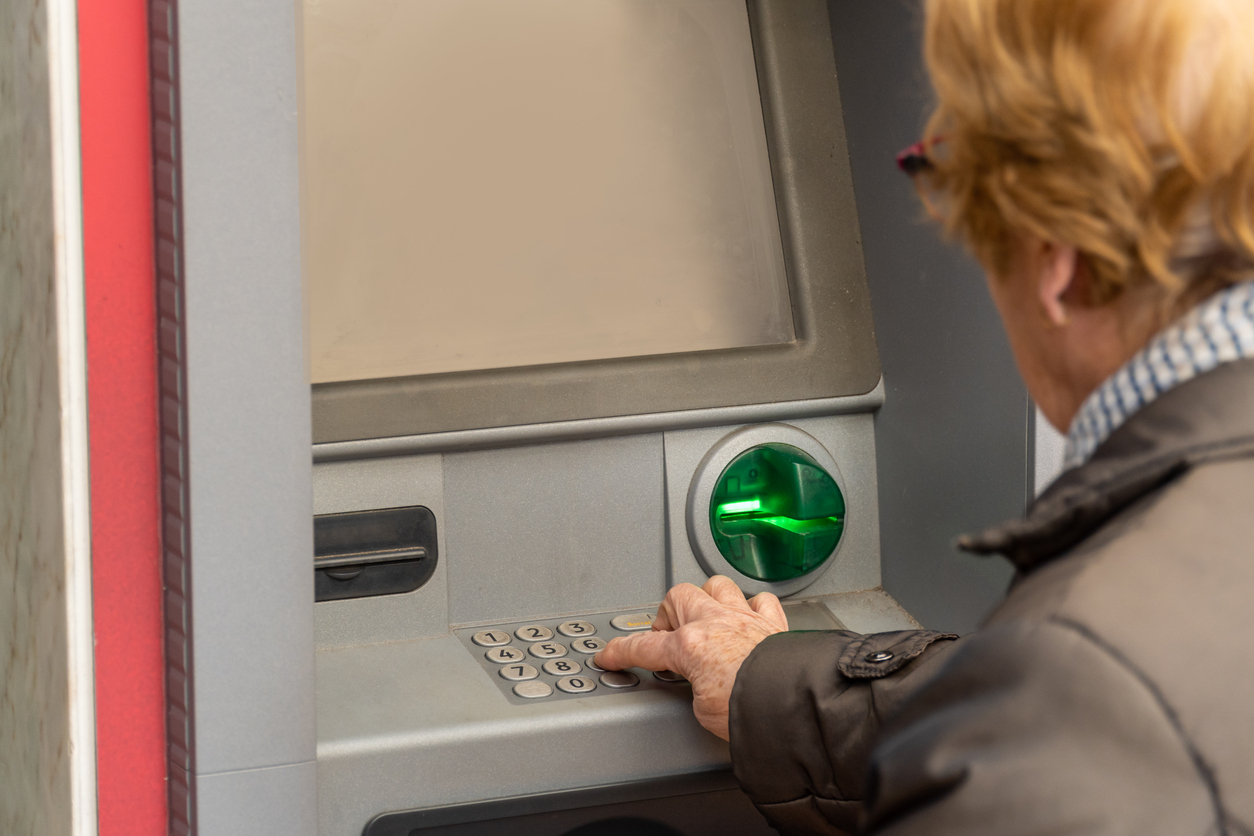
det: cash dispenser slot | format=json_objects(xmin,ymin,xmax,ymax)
[{"xmin": 314, "ymin": 506, "xmax": 438, "ymax": 602}]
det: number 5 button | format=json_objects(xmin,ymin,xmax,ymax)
[
  {"xmin": 570, "ymin": 637, "xmax": 607, "ymax": 655},
  {"xmin": 529, "ymin": 642, "xmax": 568, "ymax": 659}
]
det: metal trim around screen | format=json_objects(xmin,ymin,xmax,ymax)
[{"xmin": 310, "ymin": 0, "xmax": 880, "ymax": 443}]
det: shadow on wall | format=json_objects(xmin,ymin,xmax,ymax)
[{"xmin": 828, "ymin": 0, "xmax": 1025, "ymax": 634}]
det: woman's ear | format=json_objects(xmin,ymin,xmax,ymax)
[{"xmin": 1037, "ymin": 242, "xmax": 1079, "ymax": 327}]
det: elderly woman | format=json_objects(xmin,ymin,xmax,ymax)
[{"xmin": 596, "ymin": 0, "xmax": 1254, "ymax": 832}]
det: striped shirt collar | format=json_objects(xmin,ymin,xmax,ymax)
[{"xmin": 1065, "ymin": 280, "xmax": 1254, "ymax": 469}]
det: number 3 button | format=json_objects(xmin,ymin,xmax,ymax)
[{"xmin": 570, "ymin": 637, "xmax": 607, "ymax": 655}]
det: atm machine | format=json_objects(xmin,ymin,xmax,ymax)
[{"xmin": 156, "ymin": 0, "xmax": 1029, "ymax": 834}]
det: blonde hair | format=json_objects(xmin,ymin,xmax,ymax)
[{"xmin": 920, "ymin": 0, "xmax": 1254, "ymax": 311}]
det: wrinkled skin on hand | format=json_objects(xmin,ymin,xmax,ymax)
[{"xmin": 595, "ymin": 575, "xmax": 788, "ymax": 740}]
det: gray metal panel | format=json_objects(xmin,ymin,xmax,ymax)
[
  {"xmin": 316, "ymin": 635, "xmax": 730, "ymax": 836},
  {"xmin": 178, "ymin": 0, "xmax": 316, "ymax": 813},
  {"xmin": 313, "ymin": 384, "xmax": 885, "ymax": 462},
  {"xmin": 443, "ymin": 435, "xmax": 667, "ymax": 625},
  {"xmin": 310, "ymin": 0, "xmax": 880, "ymax": 443},
  {"xmin": 312, "ymin": 454, "xmax": 450, "ymax": 648},
  {"xmin": 664, "ymin": 414, "xmax": 881, "ymax": 598},
  {"xmin": 827, "ymin": 0, "xmax": 1024, "ymax": 634},
  {"xmin": 314, "ymin": 590, "xmax": 917, "ymax": 836},
  {"xmin": 197, "ymin": 761, "xmax": 319, "ymax": 836}
]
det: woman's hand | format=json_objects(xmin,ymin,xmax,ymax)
[{"xmin": 594, "ymin": 575, "xmax": 788, "ymax": 740}]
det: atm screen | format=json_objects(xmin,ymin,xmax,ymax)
[{"xmin": 303, "ymin": 0, "xmax": 793, "ymax": 384}]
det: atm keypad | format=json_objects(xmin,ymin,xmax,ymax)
[{"xmin": 454, "ymin": 607, "xmax": 692, "ymax": 705}]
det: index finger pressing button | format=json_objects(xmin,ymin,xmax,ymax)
[{"xmin": 570, "ymin": 637, "xmax": 607, "ymax": 655}]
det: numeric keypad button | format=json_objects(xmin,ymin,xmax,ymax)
[
  {"xmin": 599, "ymin": 671, "xmax": 639, "ymax": 689},
  {"xmin": 570, "ymin": 637, "xmax": 607, "ymax": 655},
  {"xmin": 499, "ymin": 664, "xmax": 539, "ymax": 681},
  {"xmin": 556, "ymin": 676, "xmax": 597, "ymax": 694},
  {"xmin": 654, "ymin": 669, "xmax": 687, "ymax": 683},
  {"xmin": 514, "ymin": 625, "xmax": 554, "ymax": 642},
  {"xmin": 472, "ymin": 630, "xmax": 512, "ymax": 647},
  {"xmin": 529, "ymin": 642, "xmax": 568, "ymax": 659},
  {"xmin": 513, "ymin": 681, "xmax": 553, "ymax": 699},
  {"xmin": 584, "ymin": 656, "xmax": 606, "ymax": 672},
  {"xmin": 543, "ymin": 659, "xmax": 582, "ymax": 677},
  {"xmin": 556, "ymin": 621, "xmax": 596, "ymax": 637},
  {"xmin": 486, "ymin": 647, "xmax": 527, "ymax": 664}
]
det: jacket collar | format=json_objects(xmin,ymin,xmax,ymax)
[{"xmin": 959, "ymin": 358, "xmax": 1254, "ymax": 572}]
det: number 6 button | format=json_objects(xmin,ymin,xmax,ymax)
[
  {"xmin": 570, "ymin": 637, "xmax": 607, "ymax": 655},
  {"xmin": 556, "ymin": 676, "xmax": 596, "ymax": 694},
  {"xmin": 529, "ymin": 642, "xmax": 567, "ymax": 659}
]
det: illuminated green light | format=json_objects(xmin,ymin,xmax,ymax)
[{"xmin": 709, "ymin": 443, "xmax": 845, "ymax": 583}]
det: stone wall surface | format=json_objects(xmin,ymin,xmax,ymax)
[{"xmin": 0, "ymin": 0, "xmax": 74, "ymax": 833}]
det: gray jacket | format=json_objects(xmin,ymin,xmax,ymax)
[{"xmin": 730, "ymin": 358, "xmax": 1254, "ymax": 835}]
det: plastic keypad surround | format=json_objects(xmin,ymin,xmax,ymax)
[{"xmin": 454, "ymin": 607, "xmax": 692, "ymax": 705}]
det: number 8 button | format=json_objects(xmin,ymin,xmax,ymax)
[{"xmin": 570, "ymin": 637, "xmax": 607, "ymax": 655}]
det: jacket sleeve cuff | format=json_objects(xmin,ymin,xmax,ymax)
[{"xmin": 729, "ymin": 629, "xmax": 958, "ymax": 834}]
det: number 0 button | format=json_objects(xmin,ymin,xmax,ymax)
[
  {"xmin": 486, "ymin": 647, "xmax": 526, "ymax": 664},
  {"xmin": 570, "ymin": 637, "xmax": 607, "ymax": 655},
  {"xmin": 556, "ymin": 676, "xmax": 596, "ymax": 694},
  {"xmin": 529, "ymin": 642, "xmax": 568, "ymax": 659},
  {"xmin": 499, "ymin": 664, "xmax": 538, "ymax": 681}
]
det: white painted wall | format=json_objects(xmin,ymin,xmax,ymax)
[{"xmin": 0, "ymin": 0, "xmax": 95, "ymax": 831}]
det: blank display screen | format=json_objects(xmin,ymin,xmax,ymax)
[{"xmin": 302, "ymin": 0, "xmax": 794, "ymax": 384}]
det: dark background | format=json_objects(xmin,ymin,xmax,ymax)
[{"xmin": 828, "ymin": 0, "xmax": 1028, "ymax": 633}]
